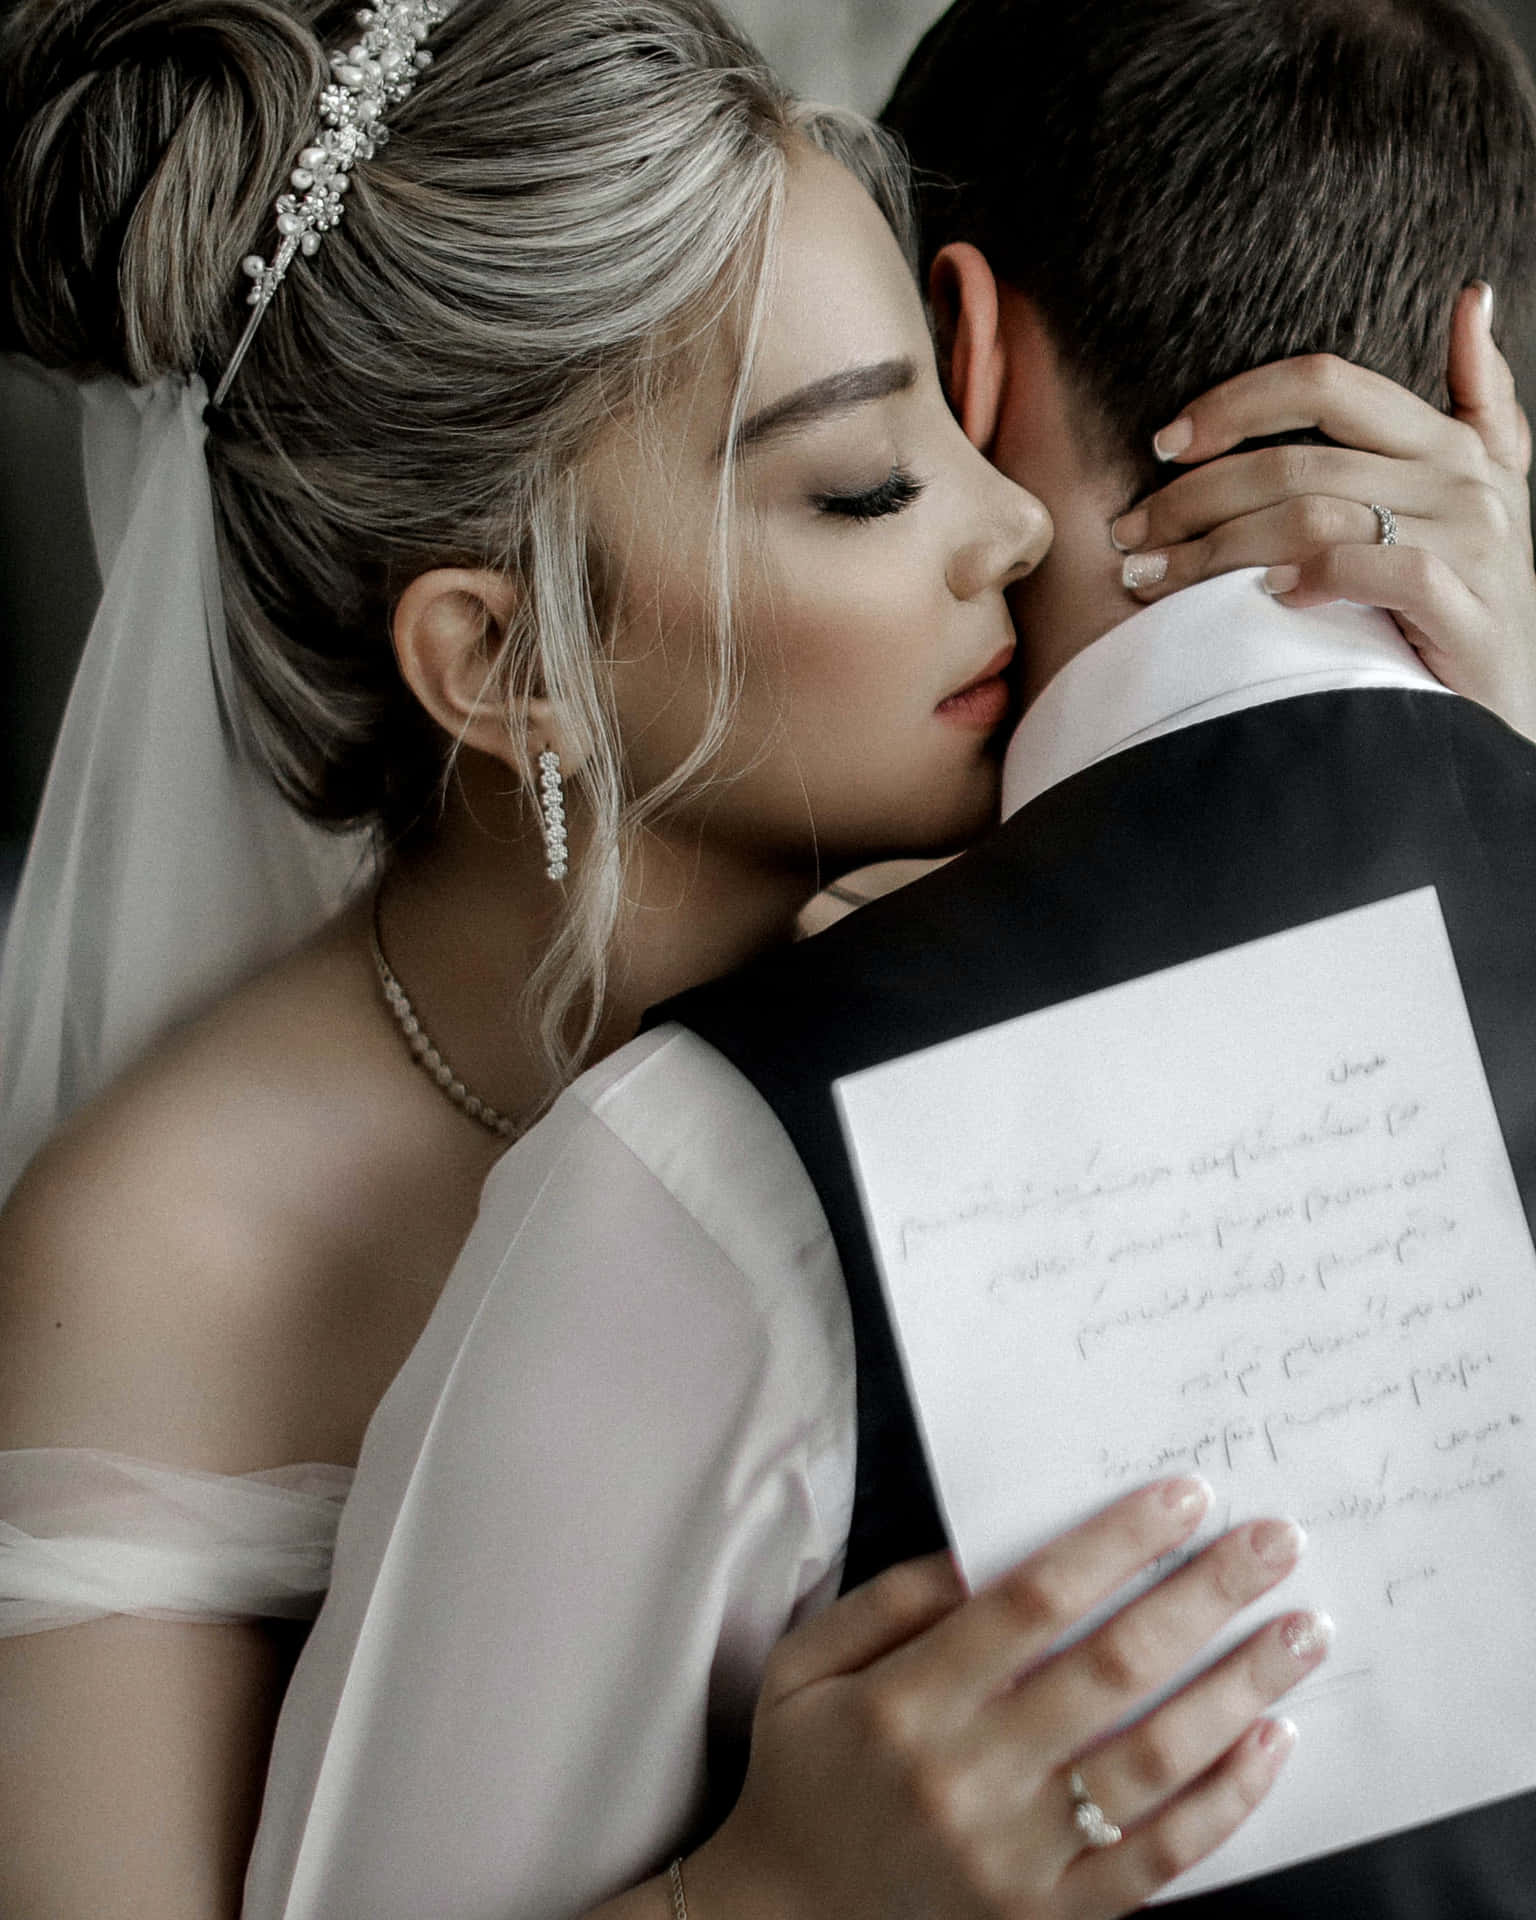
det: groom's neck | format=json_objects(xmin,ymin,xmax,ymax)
[
  {"xmin": 991, "ymin": 292, "xmax": 1151, "ymax": 705},
  {"xmin": 1007, "ymin": 471, "xmax": 1147, "ymax": 707}
]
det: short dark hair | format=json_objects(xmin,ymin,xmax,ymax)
[{"xmin": 883, "ymin": 0, "xmax": 1536, "ymax": 487}]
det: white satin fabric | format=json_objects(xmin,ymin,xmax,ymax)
[
  {"xmin": 243, "ymin": 1025, "xmax": 855, "ymax": 1920},
  {"xmin": 0, "ymin": 1450, "xmax": 353, "ymax": 1635},
  {"xmin": 0, "ymin": 372, "xmax": 370, "ymax": 1207}
]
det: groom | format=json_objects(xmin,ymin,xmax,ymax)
[{"xmin": 651, "ymin": 0, "xmax": 1536, "ymax": 1910}]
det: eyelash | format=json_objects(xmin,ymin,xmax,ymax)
[{"xmin": 812, "ymin": 464, "xmax": 925, "ymax": 525}]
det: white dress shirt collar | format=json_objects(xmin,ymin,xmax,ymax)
[{"xmin": 1001, "ymin": 567, "xmax": 1448, "ymax": 820}]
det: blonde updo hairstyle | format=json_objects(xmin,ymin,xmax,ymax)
[{"xmin": 3, "ymin": 0, "xmax": 914, "ymax": 1090}]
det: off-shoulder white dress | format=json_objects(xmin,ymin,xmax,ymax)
[{"xmin": 0, "ymin": 1449, "xmax": 352, "ymax": 1635}]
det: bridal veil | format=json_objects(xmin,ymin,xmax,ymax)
[{"xmin": 0, "ymin": 372, "xmax": 370, "ymax": 1206}]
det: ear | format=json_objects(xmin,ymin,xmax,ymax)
[
  {"xmin": 393, "ymin": 567, "xmax": 561, "ymax": 778},
  {"xmin": 928, "ymin": 241, "xmax": 1007, "ymax": 452}
]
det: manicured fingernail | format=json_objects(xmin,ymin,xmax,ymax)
[
  {"xmin": 1152, "ymin": 417, "xmax": 1194, "ymax": 461},
  {"xmin": 1163, "ymin": 1475, "xmax": 1213, "ymax": 1517},
  {"xmin": 1110, "ymin": 508, "xmax": 1149, "ymax": 552},
  {"xmin": 1250, "ymin": 1518, "xmax": 1307, "ymax": 1572},
  {"xmin": 1122, "ymin": 550, "xmax": 1169, "ymax": 590},
  {"xmin": 1261, "ymin": 565, "xmax": 1301, "ymax": 596},
  {"xmin": 1476, "ymin": 280, "xmax": 1495, "ymax": 327},
  {"xmin": 1281, "ymin": 1611, "xmax": 1334, "ymax": 1660},
  {"xmin": 1259, "ymin": 1716, "xmax": 1299, "ymax": 1758}
]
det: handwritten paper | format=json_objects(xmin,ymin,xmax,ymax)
[{"xmin": 834, "ymin": 889, "xmax": 1536, "ymax": 1899}]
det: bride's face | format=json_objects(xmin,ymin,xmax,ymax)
[{"xmin": 586, "ymin": 140, "xmax": 1051, "ymax": 873}]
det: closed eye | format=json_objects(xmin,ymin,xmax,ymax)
[{"xmin": 812, "ymin": 465, "xmax": 925, "ymax": 524}]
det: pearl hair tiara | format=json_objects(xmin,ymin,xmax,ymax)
[{"xmin": 211, "ymin": 0, "xmax": 459, "ymax": 406}]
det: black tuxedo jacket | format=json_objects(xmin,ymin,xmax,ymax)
[{"xmin": 657, "ymin": 686, "xmax": 1536, "ymax": 1916}]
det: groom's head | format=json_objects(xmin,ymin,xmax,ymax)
[{"xmin": 883, "ymin": 0, "xmax": 1536, "ymax": 685}]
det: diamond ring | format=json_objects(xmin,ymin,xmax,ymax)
[
  {"xmin": 1369, "ymin": 502, "xmax": 1399, "ymax": 546},
  {"xmin": 1069, "ymin": 1765, "xmax": 1123, "ymax": 1849}
]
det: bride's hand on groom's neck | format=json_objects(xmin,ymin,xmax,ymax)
[{"xmin": 1109, "ymin": 286, "xmax": 1536, "ymax": 743}]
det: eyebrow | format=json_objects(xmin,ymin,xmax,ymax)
[{"xmin": 728, "ymin": 356, "xmax": 918, "ymax": 458}]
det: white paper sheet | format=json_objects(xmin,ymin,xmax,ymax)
[{"xmin": 834, "ymin": 888, "xmax": 1536, "ymax": 1899}]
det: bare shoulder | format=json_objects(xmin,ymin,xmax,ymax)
[{"xmin": 0, "ymin": 904, "xmax": 496, "ymax": 1470}]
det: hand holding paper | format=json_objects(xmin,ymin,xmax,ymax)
[
  {"xmin": 703, "ymin": 1477, "xmax": 1316, "ymax": 1919},
  {"xmin": 836, "ymin": 888, "xmax": 1536, "ymax": 1899}
]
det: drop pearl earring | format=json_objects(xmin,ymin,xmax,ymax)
[{"xmin": 538, "ymin": 749, "xmax": 569, "ymax": 881}]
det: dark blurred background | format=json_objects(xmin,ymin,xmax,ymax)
[{"xmin": 5, "ymin": 0, "xmax": 1536, "ymax": 918}]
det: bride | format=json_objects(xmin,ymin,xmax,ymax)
[{"xmin": 3, "ymin": 0, "xmax": 1535, "ymax": 1914}]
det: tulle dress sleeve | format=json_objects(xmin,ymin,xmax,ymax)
[{"xmin": 0, "ymin": 1449, "xmax": 354, "ymax": 1636}]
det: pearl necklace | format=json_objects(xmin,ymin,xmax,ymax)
[{"xmin": 369, "ymin": 894, "xmax": 519, "ymax": 1139}]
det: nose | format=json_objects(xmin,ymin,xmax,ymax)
[{"xmin": 947, "ymin": 468, "xmax": 1053, "ymax": 602}]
